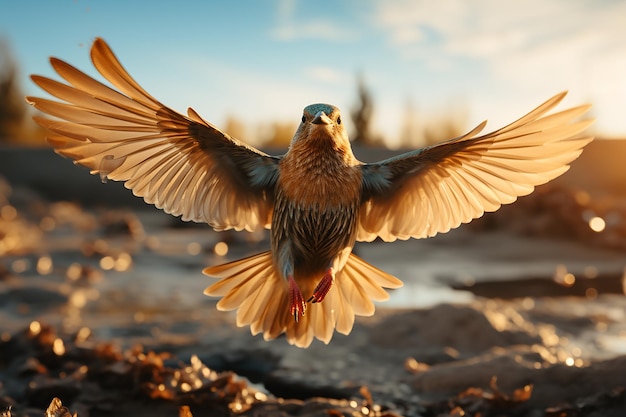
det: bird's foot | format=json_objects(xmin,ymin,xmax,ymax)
[
  {"xmin": 288, "ymin": 275, "xmax": 306, "ymax": 322},
  {"xmin": 308, "ymin": 268, "xmax": 334, "ymax": 304}
]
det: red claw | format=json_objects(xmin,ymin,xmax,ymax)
[
  {"xmin": 288, "ymin": 276, "xmax": 306, "ymax": 322},
  {"xmin": 308, "ymin": 268, "xmax": 334, "ymax": 304}
]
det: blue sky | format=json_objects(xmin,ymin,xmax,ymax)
[{"xmin": 2, "ymin": 0, "xmax": 625, "ymax": 146}]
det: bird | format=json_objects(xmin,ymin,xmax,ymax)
[{"xmin": 26, "ymin": 38, "xmax": 593, "ymax": 348}]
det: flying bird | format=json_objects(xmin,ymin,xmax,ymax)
[{"xmin": 27, "ymin": 38, "xmax": 593, "ymax": 348}]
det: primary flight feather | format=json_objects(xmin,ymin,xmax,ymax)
[{"xmin": 27, "ymin": 38, "xmax": 593, "ymax": 347}]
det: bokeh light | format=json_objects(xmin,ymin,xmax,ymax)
[
  {"xmin": 214, "ymin": 241, "xmax": 229, "ymax": 257},
  {"xmin": 187, "ymin": 242, "xmax": 202, "ymax": 255},
  {"xmin": 100, "ymin": 256, "xmax": 115, "ymax": 270},
  {"xmin": 588, "ymin": 216, "xmax": 606, "ymax": 232},
  {"xmin": 1, "ymin": 205, "xmax": 17, "ymax": 221},
  {"xmin": 36, "ymin": 255, "xmax": 53, "ymax": 275}
]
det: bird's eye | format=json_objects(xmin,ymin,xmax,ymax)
[
  {"xmin": 301, "ymin": 115, "xmax": 306, "ymax": 123},
  {"xmin": 337, "ymin": 116, "xmax": 342, "ymax": 125}
]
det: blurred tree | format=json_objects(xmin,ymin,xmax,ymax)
[
  {"xmin": 398, "ymin": 97, "xmax": 468, "ymax": 148},
  {"xmin": 422, "ymin": 102, "xmax": 468, "ymax": 146},
  {"xmin": 399, "ymin": 97, "xmax": 420, "ymax": 147},
  {"xmin": 223, "ymin": 114, "xmax": 248, "ymax": 141},
  {"xmin": 260, "ymin": 121, "xmax": 296, "ymax": 148},
  {"xmin": 350, "ymin": 74, "xmax": 383, "ymax": 147},
  {"xmin": 0, "ymin": 38, "xmax": 45, "ymax": 146},
  {"xmin": 0, "ymin": 39, "xmax": 26, "ymax": 142}
]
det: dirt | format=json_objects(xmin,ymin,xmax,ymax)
[{"xmin": 1, "ymin": 176, "xmax": 626, "ymax": 417}]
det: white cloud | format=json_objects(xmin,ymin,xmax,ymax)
[
  {"xmin": 276, "ymin": 0, "xmax": 295, "ymax": 20},
  {"xmin": 271, "ymin": 20, "xmax": 358, "ymax": 42},
  {"xmin": 371, "ymin": 0, "xmax": 626, "ymax": 69},
  {"xmin": 271, "ymin": 0, "xmax": 358, "ymax": 41},
  {"xmin": 304, "ymin": 66, "xmax": 347, "ymax": 84},
  {"xmin": 370, "ymin": 0, "xmax": 626, "ymax": 137}
]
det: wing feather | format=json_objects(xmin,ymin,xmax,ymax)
[
  {"xmin": 27, "ymin": 38, "xmax": 279, "ymax": 231},
  {"xmin": 359, "ymin": 92, "xmax": 593, "ymax": 242}
]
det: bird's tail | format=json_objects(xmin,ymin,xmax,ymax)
[{"xmin": 203, "ymin": 251, "xmax": 402, "ymax": 348}]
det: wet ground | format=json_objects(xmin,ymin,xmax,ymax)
[{"xmin": 1, "ymin": 175, "xmax": 626, "ymax": 417}]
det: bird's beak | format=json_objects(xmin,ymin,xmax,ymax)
[{"xmin": 312, "ymin": 111, "xmax": 332, "ymax": 125}]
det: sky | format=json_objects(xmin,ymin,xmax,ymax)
[{"xmin": 2, "ymin": 0, "xmax": 625, "ymax": 147}]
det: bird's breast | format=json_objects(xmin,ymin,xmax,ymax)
[
  {"xmin": 278, "ymin": 146, "xmax": 361, "ymax": 209},
  {"xmin": 273, "ymin": 148, "xmax": 362, "ymax": 273}
]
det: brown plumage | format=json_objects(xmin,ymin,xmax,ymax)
[{"xmin": 26, "ymin": 38, "xmax": 594, "ymax": 347}]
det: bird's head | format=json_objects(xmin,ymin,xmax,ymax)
[{"xmin": 290, "ymin": 103, "xmax": 351, "ymax": 154}]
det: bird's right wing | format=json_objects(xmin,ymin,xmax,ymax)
[
  {"xmin": 27, "ymin": 38, "xmax": 279, "ymax": 232},
  {"xmin": 358, "ymin": 92, "xmax": 594, "ymax": 242}
]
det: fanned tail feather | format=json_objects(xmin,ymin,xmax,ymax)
[{"xmin": 203, "ymin": 252, "xmax": 402, "ymax": 348}]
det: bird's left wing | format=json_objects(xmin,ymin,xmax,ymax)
[
  {"xmin": 358, "ymin": 92, "xmax": 593, "ymax": 242},
  {"xmin": 26, "ymin": 38, "xmax": 279, "ymax": 232}
]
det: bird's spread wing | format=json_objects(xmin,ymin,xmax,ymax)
[
  {"xmin": 26, "ymin": 38, "xmax": 279, "ymax": 232},
  {"xmin": 358, "ymin": 92, "xmax": 593, "ymax": 242}
]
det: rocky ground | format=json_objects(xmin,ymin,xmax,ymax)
[{"xmin": 1, "ymin": 176, "xmax": 626, "ymax": 417}]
